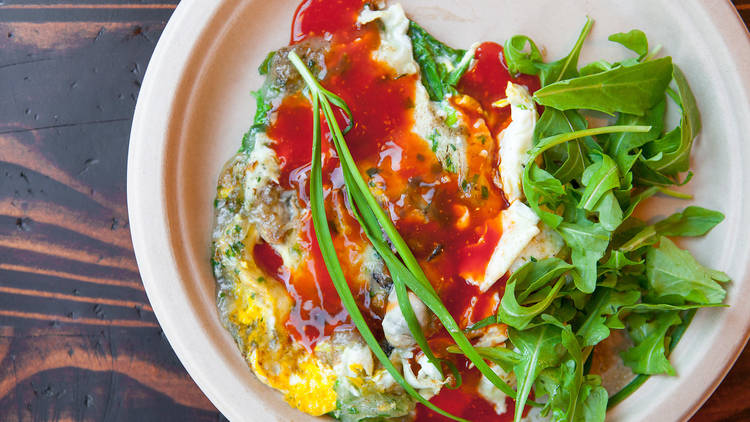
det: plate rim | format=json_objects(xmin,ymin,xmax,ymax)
[{"xmin": 127, "ymin": 0, "xmax": 750, "ymax": 421}]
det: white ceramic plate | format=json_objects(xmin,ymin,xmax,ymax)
[{"xmin": 127, "ymin": 1, "xmax": 750, "ymax": 420}]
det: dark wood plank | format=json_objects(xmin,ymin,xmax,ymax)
[
  {"xmin": 0, "ymin": 1, "xmax": 746, "ymax": 421},
  {"xmin": 0, "ymin": 1, "xmax": 218, "ymax": 421}
]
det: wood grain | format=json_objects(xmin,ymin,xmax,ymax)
[{"xmin": 0, "ymin": 1, "xmax": 747, "ymax": 421}]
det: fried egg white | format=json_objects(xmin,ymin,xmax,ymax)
[{"xmin": 214, "ymin": 3, "xmax": 564, "ymax": 419}]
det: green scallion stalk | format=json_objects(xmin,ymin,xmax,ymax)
[{"xmin": 289, "ymin": 51, "xmax": 468, "ymax": 422}]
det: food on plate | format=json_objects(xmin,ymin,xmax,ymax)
[{"xmin": 210, "ymin": 1, "xmax": 729, "ymax": 420}]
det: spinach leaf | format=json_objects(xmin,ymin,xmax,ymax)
[
  {"xmin": 608, "ymin": 30, "xmax": 649, "ymax": 59},
  {"xmin": 408, "ymin": 21, "xmax": 471, "ymax": 101},
  {"xmin": 646, "ymin": 237, "xmax": 729, "ymax": 304},
  {"xmin": 533, "ymin": 57, "xmax": 673, "ymax": 116},
  {"xmin": 620, "ymin": 311, "xmax": 682, "ymax": 375}
]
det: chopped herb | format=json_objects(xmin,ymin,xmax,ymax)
[
  {"xmin": 427, "ymin": 244, "xmax": 444, "ymax": 262},
  {"xmin": 428, "ymin": 129, "xmax": 440, "ymax": 152}
]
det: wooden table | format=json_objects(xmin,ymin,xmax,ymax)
[{"xmin": 0, "ymin": 1, "xmax": 748, "ymax": 421}]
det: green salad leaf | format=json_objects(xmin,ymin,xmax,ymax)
[
  {"xmin": 268, "ymin": 16, "xmax": 729, "ymax": 422},
  {"xmin": 620, "ymin": 311, "xmax": 682, "ymax": 375},
  {"xmin": 646, "ymin": 237, "xmax": 729, "ymax": 304},
  {"xmin": 408, "ymin": 21, "xmax": 472, "ymax": 101},
  {"xmin": 533, "ymin": 57, "xmax": 673, "ymax": 115},
  {"xmin": 608, "ymin": 30, "xmax": 649, "ymax": 59},
  {"xmin": 493, "ymin": 19, "xmax": 727, "ymax": 415}
]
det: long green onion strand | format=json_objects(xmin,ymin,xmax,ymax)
[
  {"xmin": 311, "ymin": 62, "xmax": 521, "ymax": 402},
  {"xmin": 530, "ymin": 125, "xmax": 653, "ymax": 160},
  {"xmin": 290, "ymin": 50, "xmax": 528, "ymax": 406},
  {"xmin": 315, "ymin": 94, "xmax": 444, "ymax": 378},
  {"xmin": 289, "ymin": 51, "xmax": 468, "ymax": 422}
]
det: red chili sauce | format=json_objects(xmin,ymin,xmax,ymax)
[
  {"xmin": 260, "ymin": 0, "xmax": 540, "ymax": 419},
  {"xmin": 414, "ymin": 357, "xmax": 515, "ymax": 422}
]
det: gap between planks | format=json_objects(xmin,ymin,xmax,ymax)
[
  {"xmin": 0, "ymin": 310, "xmax": 157, "ymax": 328},
  {"xmin": 0, "ymin": 285, "xmax": 153, "ymax": 312},
  {"xmin": 0, "ymin": 263, "xmax": 145, "ymax": 291}
]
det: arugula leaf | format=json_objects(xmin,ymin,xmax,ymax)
[
  {"xmin": 576, "ymin": 288, "xmax": 640, "ymax": 347},
  {"xmin": 593, "ymin": 191, "xmax": 624, "ymax": 232},
  {"xmin": 503, "ymin": 35, "xmax": 544, "ymax": 76},
  {"xmin": 601, "ymin": 250, "xmax": 643, "ymax": 272},
  {"xmin": 608, "ymin": 308, "xmax": 698, "ymax": 407},
  {"xmin": 557, "ymin": 219, "xmax": 611, "ymax": 293},
  {"xmin": 536, "ymin": 18, "xmax": 593, "ymax": 86},
  {"xmin": 579, "ymin": 153, "xmax": 620, "ymax": 212},
  {"xmin": 504, "ymin": 18, "xmax": 593, "ymax": 87},
  {"xmin": 241, "ymin": 88, "xmax": 273, "ymax": 153},
  {"xmin": 638, "ymin": 65, "xmax": 701, "ymax": 182},
  {"xmin": 579, "ymin": 60, "xmax": 612, "ymax": 77},
  {"xmin": 498, "ymin": 258, "xmax": 573, "ymax": 329},
  {"xmin": 241, "ymin": 51, "xmax": 281, "ymax": 153},
  {"xmin": 534, "ymin": 108, "xmax": 591, "ymax": 184},
  {"xmin": 673, "ymin": 64, "xmax": 702, "ymax": 135},
  {"xmin": 606, "ymin": 99, "xmax": 666, "ymax": 174},
  {"xmin": 655, "ymin": 206, "xmax": 724, "ymax": 237},
  {"xmin": 646, "ymin": 237, "xmax": 729, "ymax": 304},
  {"xmin": 608, "ymin": 30, "xmax": 649, "ymax": 58},
  {"xmin": 524, "ymin": 125, "xmax": 652, "ymax": 229},
  {"xmin": 537, "ymin": 359, "xmax": 580, "ymax": 421},
  {"xmin": 533, "ymin": 57, "xmax": 673, "ymax": 116},
  {"xmin": 620, "ymin": 311, "xmax": 682, "ymax": 375},
  {"xmin": 574, "ymin": 376, "xmax": 608, "ymax": 422},
  {"xmin": 619, "ymin": 206, "xmax": 724, "ymax": 252},
  {"xmin": 408, "ymin": 21, "xmax": 471, "ymax": 101},
  {"xmin": 258, "ymin": 51, "xmax": 276, "ymax": 75},
  {"xmin": 509, "ymin": 325, "xmax": 566, "ymax": 422},
  {"xmin": 607, "ymin": 302, "xmax": 726, "ymax": 330}
]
